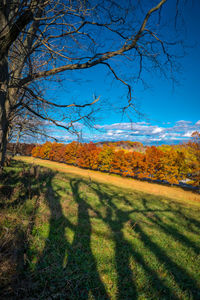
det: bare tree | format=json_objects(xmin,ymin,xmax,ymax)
[
  {"xmin": 0, "ymin": 0, "xmax": 184, "ymax": 167},
  {"xmin": 9, "ymin": 111, "xmax": 48, "ymax": 154}
]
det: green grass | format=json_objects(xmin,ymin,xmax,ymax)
[{"xmin": 0, "ymin": 160, "xmax": 200, "ymax": 299}]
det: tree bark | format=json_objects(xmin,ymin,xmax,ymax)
[
  {"xmin": 0, "ymin": 54, "xmax": 9, "ymax": 169},
  {"xmin": 0, "ymin": 71, "xmax": 9, "ymax": 168},
  {"xmin": 0, "ymin": 113, "xmax": 9, "ymax": 168},
  {"xmin": 13, "ymin": 126, "xmax": 22, "ymax": 156},
  {"xmin": 0, "ymin": 3, "xmax": 10, "ymax": 169}
]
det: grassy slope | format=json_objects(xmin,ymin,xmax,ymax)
[{"xmin": 0, "ymin": 160, "xmax": 200, "ymax": 299}]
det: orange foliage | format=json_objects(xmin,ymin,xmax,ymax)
[
  {"xmin": 77, "ymin": 142, "xmax": 100, "ymax": 170},
  {"xmin": 31, "ymin": 138, "xmax": 199, "ymax": 187},
  {"xmin": 32, "ymin": 145, "xmax": 41, "ymax": 158},
  {"xmin": 65, "ymin": 141, "xmax": 80, "ymax": 165},
  {"xmin": 186, "ymin": 131, "xmax": 200, "ymax": 186},
  {"xmin": 98, "ymin": 145, "xmax": 114, "ymax": 172}
]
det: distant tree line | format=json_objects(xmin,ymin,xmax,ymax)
[
  {"xmin": 30, "ymin": 132, "xmax": 200, "ymax": 186},
  {"xmin": 96, "ymin": 141, "xmax": 145, "ymax": 152}
]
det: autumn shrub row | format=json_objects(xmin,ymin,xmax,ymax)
[{"xmin": 31, "ymin": 141, "xmax": 199, "ymax": 185}]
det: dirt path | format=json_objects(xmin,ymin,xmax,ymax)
[{"xmin": 15, "ymin": 156, "xmax": 200, "ymax": 206}]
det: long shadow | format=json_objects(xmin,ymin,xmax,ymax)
[
  {"xmin": 141, "ymin": 198, "xmax": 200, "ymax": 254},
  {"xmin": 0, "ymin": 161, "xmax": 43, "ymax": 209},
  {"xmin": 0, "ymin": 166, "xmax": 28, "ymax": 209},
  {"xmin": 90, "ymin": 183, "xmax": 179, "ymax": 299},
  {"xmin": 66, "ymin": 179, "xmax": 109, "ymax": 299},
  {"xmin": 138, "ymin": 201, "xmax": 200, "ymax": 294},
  {"xmin": 175, "ymin": 209, "xmax": 200, "ymax": 234},
  {"xmin": 134, "ymin": 223, "xmax": 200, "ymax": 298},
  {"xmin": 139, "ymin": 197, "xmax": 200, "ymax": 296},
  {"xmin": 154, "ymin": 213, "xmax": 200, "ymax": 254},
  {"xmin": 6, "ymin": 172, "xmax": 199, "ymax": 299},
  {"xmin": 22, "ymin": 177, "xmax": 109, "ymax": 299},
  {"xmin": 28, "ymin": 177, "xmax": 77, "ymax": 298},
  {"xmin": 166, "ymin": 199, "xmax": 200, "ymax": 232},
  {"xmin": 0, "ymin": 166, "xmax": 54, "ymax": 299},
  {"xmin": 102, "ymin": 201, "xmax": 138, "ymax": 299}
]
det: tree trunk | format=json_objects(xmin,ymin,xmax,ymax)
[
  {"xmin": 0, "ymin": 81, "xmax": 10, "ymax": 168},
  {"xmin": 13, "ymin": 127, "xmax": 22, "ymax": 156},
  {"xmin": 0, "ymin": 56, "xmax": 9, "ymax": 169},
  {"xmin": 0, "ymin": 4, "xmax": 10, "ymax": 169},
  {"xmin": 0, "ymin": 117, "xmax": 9, "ymax": 168}
]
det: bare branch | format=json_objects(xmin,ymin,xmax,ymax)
[{"xmin": 19, "ymin": 0, "xmax": 168, "ymax": 85}]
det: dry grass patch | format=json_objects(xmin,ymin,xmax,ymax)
[{"xmin": 15, "ymin": 156, "xmax": 200, "ymax": 206}]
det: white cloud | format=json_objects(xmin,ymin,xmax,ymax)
[
  {"xmin": 115, "ymin": 130, "xmax": 123, "ymax": 134},
  {"xmin": 107, "ymin": 131, "xmax": 114, "ymax": 136},
  {"xmin": 30, "ymin": 119, "xmax": 200, "ymax": 144},
  {"xmin": 183, "ymin": 131, "xmax": 193, "ymax": 137},
  {"xmin": 152, "ymin": 127, "xmax": 163, "ymax": 134},
  {"xmin": 175, "ymin": 120, "xmax": 192, "ymax": 125},
  {"xmin": 88, "ymin": 120, "xmax": 200, "ymax": 144}
]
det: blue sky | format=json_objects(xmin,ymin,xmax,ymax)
[
  {"xmin": 38, "ymin": 120, "xmax": 200, "ymax": 145},
  {"xmin": 37, "ymin": 1, "xmax": 200, "ymax": 145}
]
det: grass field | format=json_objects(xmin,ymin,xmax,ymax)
[{"xmin": 1, "ymin": 159, "xmax": 200, "ymax": 299}]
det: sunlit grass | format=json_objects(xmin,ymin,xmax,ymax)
[
  {"xmin": 15, "ymin": 156, "xmax": 200, "ymax": 206},
  {"xmin": 1, "ymin": 160, "xmax": 200, "ymax": 299}
]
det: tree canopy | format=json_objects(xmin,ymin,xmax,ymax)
[{"xmin": 0, "ymin": 0, "xmax": 185, "ymax": 167}]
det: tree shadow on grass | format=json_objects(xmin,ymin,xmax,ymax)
[
  {"xmin": 5, "ymin": 171, "xmax": 200, "ymax": 300},
  {"xmin": 139, "ymin": 198, "xmax": 200, "ymax": 296},
  {"xmin": 133, "ymin": 223, "xmax": 200, "ymax": 298},
  {"xmin": 21, "ymin": 177, "xmax": 109, "ymax": 299},
  {"xmin": 89, "ymin": 182, "xmax": 200, "ymax": 299},
  {"xmin": 90, "ymin": 183, "xmax": 178, "ymax": 300},
  {"xmin": 0, "ymin": 161, "xmax": 45, "ymax": 209},
  {"xmin": 67, "ymin": 179, "xmax": 110, "ymax": 299},
  {"xmin": 0, "ymin": 165, "xmax": 54, "ymax": 299}
]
